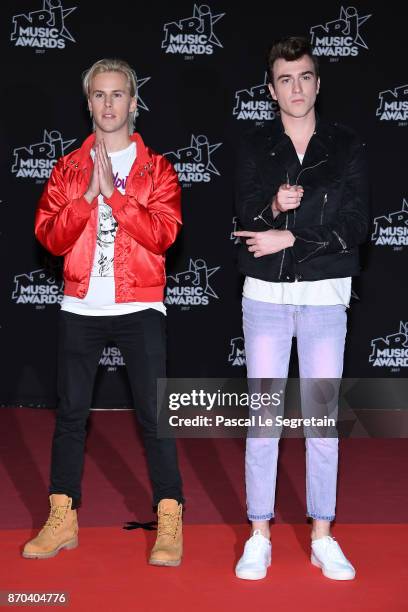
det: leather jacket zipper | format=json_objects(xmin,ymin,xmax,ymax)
[
  {"xmin": 320, "ymin": 193, "xmax": 328, "ymax": 224},
  {"xmin": 278, "ymin": 214, "xmax": 289, "ymax": 279},
  {"xmin": 295, "ymin": 158, "xmax": 327, "ymax": 186},
  {"xmin": 333, "ymin": 230, "xmax": 348, "ymax": 251}
]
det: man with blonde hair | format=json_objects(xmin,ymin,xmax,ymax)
[{"xmin": 23, "ymin": 59, "xmax": 184, "ymax": 567}]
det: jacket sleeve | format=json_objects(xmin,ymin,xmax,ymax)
[
  {"xmin": 235, "ymin": 136, "xmax": 287, "ymax": 231},
  {"xmin": 290, "ymin": 139, "xmax": 370, "ymax": 263},
  {"xmin": 34, "ymin": 158, "xmax": 97, "ymax": 256},
  {"xmin": 105, "ymin": 155, "xmax": 182, "ymax": 255}
]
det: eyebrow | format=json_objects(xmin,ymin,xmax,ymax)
[
  {"xmin": 92, "ymin": 89, "xmax": 126, "ymax": 94},
  {"xmin": 276, "ymin": 70, "xmax": 315, "ymax": 81}
]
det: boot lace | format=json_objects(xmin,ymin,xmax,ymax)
[
  {"xmin": 44, "ymin": 505, "xmax": 68, "ymax": 531},
  {"xmin": 157, "ymin": 511, "xmax": 180, "ymax": 539}
]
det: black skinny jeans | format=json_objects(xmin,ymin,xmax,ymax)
[{"xmin": 50, "ymin": 309, "xmax": 183, "ymax": 509}]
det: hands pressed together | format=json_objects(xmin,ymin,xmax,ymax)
[
  {"xmin": 234, "ymin": 182, "xmax": 303, "ymax": 257},
  {"xmin": 84, "ymin": 140, "xmax": 115, "ymax": 203}
]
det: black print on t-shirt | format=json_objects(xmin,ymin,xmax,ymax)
[{"xmin": 96, "ymin": 202, "xmax": 118, "ymax": 276}]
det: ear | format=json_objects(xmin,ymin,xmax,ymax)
[
  {"xmin": 316, "ymin": 77, "xmax": 320, "ymax": 95},
  {"xmin": 87, "ymin": 98, "xmax": 92, "ymax": 113},
  {"xmin": 268, "ymin": 82, "xmax": 277, "ymax": 101},
  {"xmin": 129, "ymin": 96, "xmax": 137, "ymax": 114}
]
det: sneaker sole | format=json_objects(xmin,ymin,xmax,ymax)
[
  {"xmin": 148, "ymin": 558, "xmax": 181, "ymax": 567},
  {"xmin": 235, "ymin": 558, "xmax": 271, "ymax": 581},
  {"xmin": 22, "ymin": 537, "xmax": 78, "ymax": 559},
  {"xmin": 311, "ymin": 553, "xmax": 355, "ymax": 581},
  {"xmin": 235, "ymin": 569, "xmax": 268, "ymax": 580}
]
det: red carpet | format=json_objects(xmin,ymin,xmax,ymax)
[
  {"xmin": 2, "ymin": 524, "xmax": 407, "ymax": 612},
  {"xmin": 1, "ymin": 409, "xmax": 407, "ymax": 610},
  {"xmin": 1, "ymin": 409, "xmax": 407, "ymax": 528}
]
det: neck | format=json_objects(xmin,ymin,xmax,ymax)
[
  {"xmin": 281, "ymin": 108, "xmax": 316, "ymax": 144},
  {"xmin": 94, "ymin": 128, "xmax": 132, "ymax": 153}
]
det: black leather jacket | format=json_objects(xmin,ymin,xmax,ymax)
[{"xmin": 235, "ymin": 116, "xmax": 370, "ymax": 282}]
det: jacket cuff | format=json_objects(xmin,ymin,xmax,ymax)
[
  {"xmin": 271, "ymin": 212, "xmax": 288, "ymax": 229},
  {"xmin": 104, "ymin": 188, "xmax": 126, "ymax": 213},
  {"xmin": 291, "ymin": 233, "xmax": 329, "ymax": 263},
  {"xmin": 255, "ymin": 202, "xmax": 287, "ymax": 229},
  {"xmin": 73, "ymin": 195, "xmax": 97, "ymax": 218}
]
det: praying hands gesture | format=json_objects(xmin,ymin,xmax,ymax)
[{"xmin": 84, "ymin": 140, "xmax": 114, "ymax": 203}]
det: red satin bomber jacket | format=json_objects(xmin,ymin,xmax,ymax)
[{"xmin": 35, "ymin": 132, "xmax": 182, "ymax": 302}]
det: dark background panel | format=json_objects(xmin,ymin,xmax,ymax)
[{"xmin": 1, "ymin": 1, "xmax": 407, "ymax": 407}]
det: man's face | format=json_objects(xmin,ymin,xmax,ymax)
[
  {"xmin": 268, "ymin": 55, "xmax": 320, "ymax": 120},
  {"xmin": 88, "ymin": 71, "xmax": 137, "ymax": 134}
]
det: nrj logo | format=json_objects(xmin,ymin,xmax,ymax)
[
  {"xmin": 12, "ymin": 268, "xmax": 63, "ymax": 305},
  {"xmin": 165, "ymin": 259, "xmax": 220, "ymax": 306},
  {"xmin": 162, "ymin": 4, "xmax": 224, "ymax": 55},
  {"xmin": 376, "ymin": 85, "xmax": 408, "ymax": 122},
  {"xmin": 233, "ymin": 74, "xmax": 278, "ymax": 121},
  {"xmin": 11, "ymin": 0, "xmax": 77, "ymax": 49},
  {"xmin": 310, "ymin": 6, "xmax": 371, "ymax": 57},
  {"xmin": 229, "ymin": 337, "xmax": 246, "ymax": 367},
  {"xmin": 12, "ymin": 130, "xmax": 76, "ymax": 180},
  {"xmin": 164, "ymin": 135, "xmax": 221, "ymax": 184},
  {"xmin": 369, "ymin": 322, "xmax": 408, "ymax": 369},
  {"xmin": 372, "ymin": 200, "xmax": 408, "ymax": 247},
  {"xmin": 99, "ymin": 346, "xmax": 125, "ymax": 372}
]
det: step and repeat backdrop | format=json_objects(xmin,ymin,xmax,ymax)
[{"xmin": 1, "ymin": 0, "xmax": 407, "ymax": 407}]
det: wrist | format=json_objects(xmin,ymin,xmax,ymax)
[
  {"xmin": 271, "ymin": 197, "xmax": 280, "ymax": 219},
  {"xmin": 84, "ymin": 190, "xmax": 97, "ymax": 204},
  {"xmin": 103, "ymin": 187, "xmax": 114, "ymax": 200},
  {"xmin": 286, "ymin": 230, "xmax": 295, "ymax": 247}
]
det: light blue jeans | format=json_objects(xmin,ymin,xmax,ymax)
[{"xmin": 243, "ymin": 297, "xmax": 347, "ymax": 521}]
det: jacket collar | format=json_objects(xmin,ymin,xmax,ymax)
[
  {"xmin": 263, "ymin": 113, "xmax": 332, "ymax": 182},
  {"xmin": 70, "ymin": 131, "xmax": 151, "ymax": 170},
  {"xmin": 266, "ymin": 112, "xmax": 333, "ymax": 154}
]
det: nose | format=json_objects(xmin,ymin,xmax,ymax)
[
  {"xmin": 292, "ymin": 77, "xmax": 302, "ymax": 94},
  {"xmin": 104, "ymin": 95, "xmax": 112, "ymax": 107}
]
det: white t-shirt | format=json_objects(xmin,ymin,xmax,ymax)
[
  {"xmin": 243, "ymin": 152, "xmax": 351, "ymax": 307},
  {"xmin": 61, "ymin": 142, "xmax": 166, "ymax": 316}
]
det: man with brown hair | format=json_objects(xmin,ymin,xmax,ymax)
[
  {"xmin": 234, "ymin": 37, "xmax": 369, "ymax": 581},
  {"xmin": 23, "ymin": 59, "xmax": 184, "ymax": 567}
]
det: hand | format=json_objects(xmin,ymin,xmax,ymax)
[
  {"xmin": 234, "ymin": 229, "xmax": 295, "ymax": 257},
  {"xmin": 96, "ymin": 140, "xmax": 114, "ymax": 199},
  {"xmin": 84, "ymin": 152, "xmax": 100, "ymax": 203},
  {"xmin": 272, "ymin": 183, "xmax": 304, "ymax": 217}
]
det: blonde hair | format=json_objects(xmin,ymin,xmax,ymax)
[{"xmin": 82, "ymin": 58, "xmax": 138, "ymax": 133}]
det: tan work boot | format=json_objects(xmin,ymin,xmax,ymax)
[
  {"xmin": 149, "ymin": 499, "xmax": 183, "ymax": 567},
  {"xmin": 22, "ymin": 494, "xmax": 78, "ymax": 559}
]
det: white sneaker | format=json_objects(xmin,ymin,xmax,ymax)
[
  {"xmin": 235, "ymin": 530, "xmax": 271, "ymax": 580},
  {"xmin": 311, "ymin": 535, "xmax": 356, "ymax": 580}
]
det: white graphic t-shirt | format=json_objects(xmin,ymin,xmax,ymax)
[{"xmin": 61, "ymin": 141, "xmax": 165, "ymax": 315}]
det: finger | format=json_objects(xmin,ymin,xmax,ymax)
[
  {"xmin": 245, "ymin": 239, "xmax": 257, "ymax": 245},
  {"xmin": 248, "ymin": 245, "xmax": 258, "ymax": 252},
  {"xmin": 102, "ymin": 141, "xmax": 112, "ymax": 169},
  {"xmin": 100, "ymin": 139, "xmax": 107, "ymax": 160},
  {"xmin": 98, "ymin": 141, "xmax": 108, "ymax": 169},
  {"xmin": 253, "ymin": 251, "xmax": 263, "ymax": 258},
  {"xmin": 234, "ymin": 231, "xmax": 257, "ymax": 237},
  {"xmin": 99, "ymin": 142, "xmax": 108, "ymax": 170}
]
